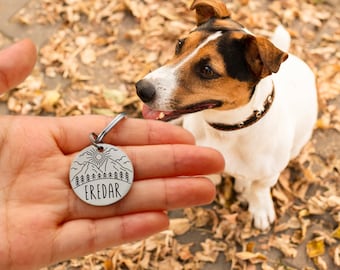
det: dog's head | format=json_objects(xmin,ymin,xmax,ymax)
[{"xmin": 136, "ymin": 0, "xmax": 288, "ymax": 121}]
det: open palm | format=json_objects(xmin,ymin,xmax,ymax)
[{"xmin": 0, "ymin": 40, "xmax": 224, "ymax": 270}]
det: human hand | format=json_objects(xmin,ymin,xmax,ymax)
[{"xmin": 0, "ymin": 40, "xmax": 224, "ymax": 270}]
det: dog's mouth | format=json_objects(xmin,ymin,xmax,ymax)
[{"xmin": 142, "ymin": 100, "xmax": 222, "ymax": 121}]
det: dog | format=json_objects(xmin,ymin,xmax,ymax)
[{"xmin": 135, "ymin": 0, "xmax": 318, "ymax": 230}]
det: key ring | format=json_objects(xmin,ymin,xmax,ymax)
[
  {"xmin": 89, "ymin": 113, "xmax": 126, "ymax": 151},
  {"xmin": 89, "ymin": 112, "xmax": 126, "ymax": 146}
]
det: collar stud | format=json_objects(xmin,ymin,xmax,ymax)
[{"xmin": 208, "ymin": 85, "xmax": 275, "ymax": 131}]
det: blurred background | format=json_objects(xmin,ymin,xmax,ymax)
[{"xmin": 0, "ymin": 0, "xmax": 339, "ymax": 269}]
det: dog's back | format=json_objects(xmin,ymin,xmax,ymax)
[{"xmin": 272, "ymin": 52, "xmax": 318, "ymax": 159}]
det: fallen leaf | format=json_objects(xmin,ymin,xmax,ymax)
[
  {"xmin": 235, "ymin": 251, "xmax": 267, "ymax": 264},
  {"xmin": 312, "ymin": 256, "xmax": 328, "ymax": 270},
  {"xmin": 41, "ymin": 90, "xmax": 61, "ymax": 112},
  {"xmin": 306, "ymin": 237, "xmax": 325, "ymax": 258},
  {"xmin": 169, "ymin": 218, "xmax": 191, "ymax": 236},
  {"xmin": 332, "ymin": 225, "xmax": 340, "ymax": 240}
]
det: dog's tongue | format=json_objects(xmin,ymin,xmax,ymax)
[
  {"xmin": 142, "ymin": 104, "xmax": 168, "ymax": 120},
  {"xmin": 142, "ymin": 104, "xmax": 159, "ymax": 119}
]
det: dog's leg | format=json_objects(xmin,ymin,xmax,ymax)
[
  {"xmin": 243, "ymin": 175, "xmax": 279, "ymax": 230},
  {"xmin": 247, "ymin": 186, "xmax": 275, "ymax": 230}
]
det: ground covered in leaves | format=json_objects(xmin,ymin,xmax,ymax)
[{"xmin": 0, "ymin": 0, "xmax": 339, "ymax": 269}]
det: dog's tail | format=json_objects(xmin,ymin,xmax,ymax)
[{"xmin": 270, "ymin": 25, "xmax": 291, "ymax": 52}]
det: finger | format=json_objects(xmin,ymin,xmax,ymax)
[
  {"xmin": 0, "ymin": 39, "xmax": 37, "ymax": 93},
  {"xmin": 124, "ymin": 144, "xmax": 225, "ymax": 179},
  {"xmin": 53, "ymin": 212, "xmax": 168, "ymax": 266},
  {"xmin": 52, "ymin": 116, "xmax": 195, "ymax": 154},
  {"xmin": 66, "ymin": 144, "xmax": 224, "ymax": 180},
  {"xmin": 68, "ymin": 177, "xmax": 216, "ymax": 220}
]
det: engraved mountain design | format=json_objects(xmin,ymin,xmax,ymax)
[{"xmin": 70, "ymin": 145, "xmax": 133, "ymax": 187}]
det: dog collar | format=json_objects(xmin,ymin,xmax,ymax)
[{"xmin": 208, "ymin": 87, "xmax": 275, "ymax": 131}]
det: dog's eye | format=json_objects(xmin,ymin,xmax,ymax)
[
  {"xmin": 199, "ymin": 65, "xmax": 220, "ymax": 80},
  {"xmin": 175, "ymin": 38, "xmax": 185, "ymax": 54}
]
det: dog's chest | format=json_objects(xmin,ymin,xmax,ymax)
[{"xmin": 182, "ymin": 111, "xmax": 289, "ymax": 180}]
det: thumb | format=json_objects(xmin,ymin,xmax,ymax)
[{"xmin": 0, "ymin": 39, "xmax": 37, "ymax": 94}]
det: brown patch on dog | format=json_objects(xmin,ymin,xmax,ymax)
[
  {"xmin": 206, "ymin": 18, "xmax": 245, "ymax": 32},
  {"xmin": 191, "ymin": 0, "xmax": 230, "ymax": 25},
  {"xmin": 174, "ymin": 79, "xmax": 251, "ymax": 111},
  {"xmin": 167, "ymin": 31, "xmax": 209, "ymax": 65},
  {"xmin": 245, "ymin": 36, "xmax": 288, "ymax": 78},
  {"xmin": 171, "ymin": 39, "xmax": 252, "ymax": 111},
  {"xmin": 228, "ymin": 31, "xmax": 246, "ymax": 40}
]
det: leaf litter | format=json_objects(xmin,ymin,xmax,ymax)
[{"xmin": 0, "ymin": 0, "xmax": 339, "ymax": 269}]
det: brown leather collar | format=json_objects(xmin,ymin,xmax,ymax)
[{"xmin": 208, "ymin": 87, "xmax": 275, "ymax": 131}]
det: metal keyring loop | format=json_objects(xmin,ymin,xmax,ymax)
[
  {"xmin": 96, "ymin": 112, "xmax": 126, "ymax": 143},
  {"xmin": 89, "ymin": 132, "xmax": 104, "ymax": 151},
  {"xmin": 89, "ymin": 112, "xmax": 127, "ymax": 149}
]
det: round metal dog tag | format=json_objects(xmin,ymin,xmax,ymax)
[{"xmin": 69, "ymin": 143, "xmax": 134, "ymax": 206}]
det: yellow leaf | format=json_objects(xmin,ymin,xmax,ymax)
[
  {"xmin": 306, "ymin": 237, "xmax": 325, "ymax": 258},
  {"xmin": 332, "ymin": 224, "xmax": 340, "ymax": 239}
]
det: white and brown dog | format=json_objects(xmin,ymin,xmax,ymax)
[{"xmin": 136, "ymin": 0, "xmax": 318, "ymax": 230}]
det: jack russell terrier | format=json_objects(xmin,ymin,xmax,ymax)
[{"xmin": 135, "ymin": 0, "xmax": 318, "ymax": 230}]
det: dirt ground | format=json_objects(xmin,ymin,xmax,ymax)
[{"xmin": 0, "ymin": 0, "xmax": 339, "ymax": 269}]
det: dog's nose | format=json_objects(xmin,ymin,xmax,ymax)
[{"xmin": 136, "ymin": 79, "xmax": 156, "ymax": 103}]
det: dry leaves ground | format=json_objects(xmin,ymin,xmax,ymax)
[{"xmin": 0, "ymin": 0, "xmax": 339, "ymax": 269}]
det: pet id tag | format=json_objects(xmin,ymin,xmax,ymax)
[{"xmin": 69, "ymin": 113, "xmax": 134, "ymax": 206}]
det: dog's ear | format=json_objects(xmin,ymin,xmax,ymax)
[
  {"xmin": 245, "ymin": 35, "xmax": 288, "ymax": 78},
  {"xmin": 191, "ymin": 0, "xmax": 230, "ymax": 25}
]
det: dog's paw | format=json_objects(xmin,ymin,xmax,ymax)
[
  {"xmin": 249, "ymin": 203, "xmax": 276, "ymax": 230},
  {"xmin": 247, "ymin": 188, "xmax": 276, "ymax": 230}
]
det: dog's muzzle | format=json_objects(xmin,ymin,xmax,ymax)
[{"xmin": 136, "ymin": 79, "xmax": 156, "ymax": 103}]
